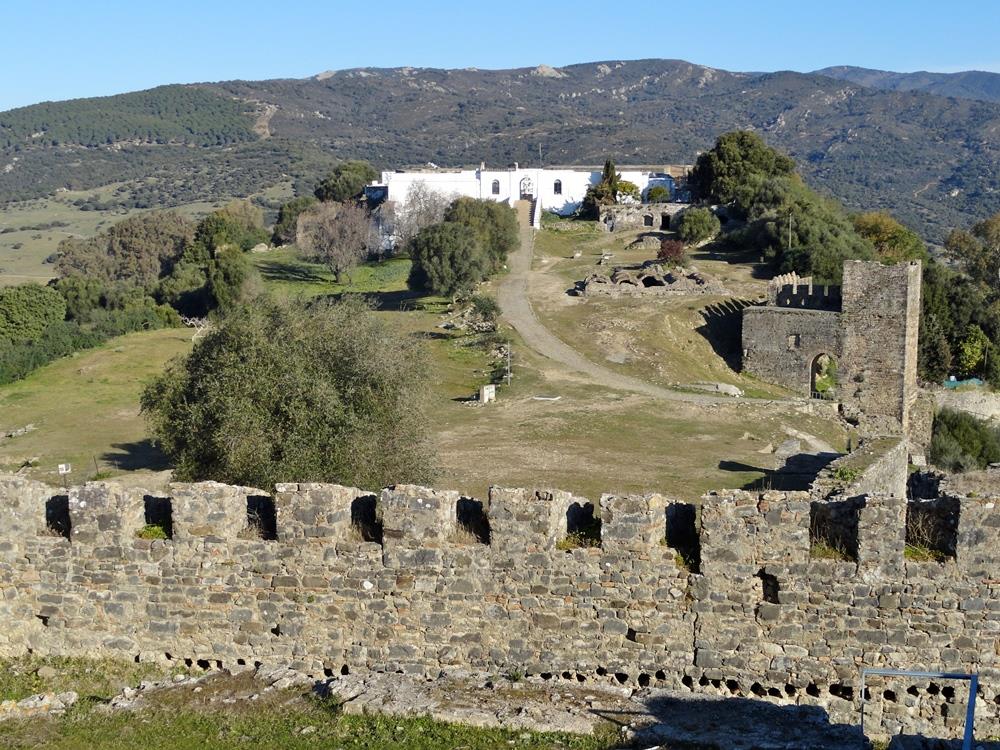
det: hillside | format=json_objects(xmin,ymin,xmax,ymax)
[
  {"xmin": 5, "ymin": 59, "xmax": 1000, "ymax": 240},
  {"xmin": 815, "ymin": 65, "xmax": 1000, "ymax": 103}
]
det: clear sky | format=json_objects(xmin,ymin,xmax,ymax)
[{"xmin": 4, "ymin": 0, "xmax": 1000, "ymax": 111}]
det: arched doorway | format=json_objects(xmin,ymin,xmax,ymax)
[
  {"xmin": 519, "ymin": 176, "xmax": 534, "ymax": 200},
  {"xmin": 810, "ymin": 353, "xmax": 837, "ymax": 399}
]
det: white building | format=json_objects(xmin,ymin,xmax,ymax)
[{"xmin": 366, "ymin": 163, "xmax": 690, "ymax": 228}]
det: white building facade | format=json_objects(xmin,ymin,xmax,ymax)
[{"xmin": 366, "ymin": 163, "xmax": 690, "ymax": 228}]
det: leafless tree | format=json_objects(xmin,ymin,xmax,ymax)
[
  {"xmin": 296, "ymin": 202, "xmax": 377, "ymax": 284},
  {"xmin": 395, "ymin": 180, "xmax": 452, "ymax": 251}
]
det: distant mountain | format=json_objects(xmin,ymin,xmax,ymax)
[
  {"xmin": 4, "ymin": 59, "xmax": 1000, "ymax": 241},
  {"xmin": 815, "ymin": 65, "xmax": 1000, "ymax": 103}
]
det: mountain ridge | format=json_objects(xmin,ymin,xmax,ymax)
[{"xmin": 3, "ymin": 58, "xmax": 1000, "ymax": 241}]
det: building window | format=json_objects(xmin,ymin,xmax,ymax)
[
  {"xmin": 553, "ymin": 179, "xmax": 562, "ymax": 195},
  {"xmin": 491, "ymin": 180, "xmax": 500, "ymax": 195},
  {"xmin": 787, "ymin": 334, "xmax": 801, "ymax": 350}
]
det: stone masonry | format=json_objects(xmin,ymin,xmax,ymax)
[
  {"xmin": 742, "ymin": 260, "xmax": 923, "ymax": 442},
  {"xmin": 0, "ymin": 436, "xmax": 997, "ymax": 742}
]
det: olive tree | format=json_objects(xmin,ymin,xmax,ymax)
[{"xmin": 141, "ymin": 296, "xmax": 434, "ymax": 490}]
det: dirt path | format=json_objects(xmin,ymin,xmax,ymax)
[{"xmin": 498, "ymin": 203, "xmax": 750, "ymax": 406}]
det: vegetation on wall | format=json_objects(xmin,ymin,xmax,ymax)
[{"xmin": 141, "ymin": 296, "xmax": 434, "ymax": 490}]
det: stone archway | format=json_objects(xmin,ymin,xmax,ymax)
[{"xmin": 810, "ymin": 353, "xmax": 837, "ymax": 399}]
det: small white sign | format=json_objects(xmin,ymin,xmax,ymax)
[
  {"xmin": 479, "ymin": 384, "xmax": 496, "ymax": 404},
  {"xmin": 57, "ymin": 463, "xmax": 71, "ymax": 475}
]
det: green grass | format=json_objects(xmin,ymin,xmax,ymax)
[
  {"xmin": 0, "ymin": 703, "xmax": 617, "ymax": 750},
  {"xmin": 809, "ymin": 540, "xmax": 853, "ymax": 561},
  {"xmin": 251, "ymin": 248, "xmax": 413, "ymax": 301},
  {"xmin": 0, "ymin": 327, "xmax": 193, "ymax": 485},
  {"xmin": 904, "ymin": 543, "xmax": 949, "ymax": 563}
]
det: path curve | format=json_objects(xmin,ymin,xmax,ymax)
[{"xmin": 498, "ymin": 203, "xmax": 743, "ymax": 406}]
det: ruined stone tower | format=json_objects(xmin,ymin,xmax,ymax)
[{"xmin": 742, "ymin": 260, "xmax": 922, "ymax": 439}]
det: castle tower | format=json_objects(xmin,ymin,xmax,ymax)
[{"xmin": 838, "ymin": 260, "xmax": 922, "ymax": 437}]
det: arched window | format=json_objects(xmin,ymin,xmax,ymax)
[
  {"xmin": 491, "ymin": 179, "xmax": 500, "ymax": 195},
  {"xmin": 553, "ymin": 179, "xmax": 562, "ymax": 195}
]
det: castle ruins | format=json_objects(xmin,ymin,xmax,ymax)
[
  {"xmin": 0, "ymin": 259, "xmax": 992, "ymax": 743},
  {"xmin": 742, "ymin": 260, "xmax": 930, "ymax": 445}
]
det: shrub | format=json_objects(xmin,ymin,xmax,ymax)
[
  {"xmin": 141, "ymin": 296, "xmax": 434, "ymax": 490},
  {"xmin": 657, "ymin": 239, "xmax": 686, "ymax": 265},
  {"xmin": 0, "ymin": 284, "xmax": 67, "ymax": 346},
  {"xmin": 443, "ymin": 197, "xmax": 519, "ymax": 273},
  {"xmin": 930, "ymin": 408, "xmax": 1000, "ymax": 473},
  {"xmin": 314, "ymin": 161, "xmax": 378, "ymax": 203},
  {"xmin": 408, "ymin": 222, "xmax": 488, "ymax": 298},
  {"xmin": 675, "ymin": 208, "xmax": 721, "ymax": 244},
  {"xmin": 470, "ymin": 294, "xmax": 501, "ymax": 324},
  {"xmin": 647, "ymin": 185, "xmax": 670, "ymax": 203}
]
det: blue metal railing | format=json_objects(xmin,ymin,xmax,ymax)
[{"xmin": 860, "ymin": 668, "xmax": 978, "ymax": 750}]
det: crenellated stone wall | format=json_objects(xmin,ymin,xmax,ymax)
[{"xmin": 0, "ymin": 469, "xmax": 998, "ymax": 741}]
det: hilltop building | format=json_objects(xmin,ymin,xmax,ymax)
[{"xmin": 365, "ymin": 163, "xmax": 691, "ymax": 227}]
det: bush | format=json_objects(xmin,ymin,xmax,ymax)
[
  {"xmin": 930, "ymin": 408, "xmax": 1000, "ymax": 473},
  {"xmin": 647, "ymin": 185, "xmax": 670, "ymax": 203},
  {"xmin": 272, "ymin": 196, "xmax": 317, "ymax": 245},
  {"xmin": 314, "ymin": 161, "xmax": 378, "ymax": 203},
  {"xmin": 0, "ymin": 321, "xmax": 104, "ymax": 385},
  {"xmin": 141, "ymin": 296, "xmax": 434, "ymax": 490},
  {"xmin": 675, "ymin": 208, "xmax": 721, "ymax": 244},
  {"xmin": 657, "ymin": 239, "xmax": 686, "ymax": 265},
  {"xmin": 470, "ymin": 294, "xmax": 501, "ymax": 325},
  {"xmin": 443, "ymin": 197, "xmax": 519, "ymax": 273}
]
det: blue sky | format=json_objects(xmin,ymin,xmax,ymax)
[{"xmin": 3, "ymin": 0, "xmax": 1000, "ymax": 111}]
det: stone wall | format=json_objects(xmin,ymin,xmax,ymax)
[
  {"xmin": 599, "ymin": 203, "xmax": 687, "ymax": 232},
  {"xmin": 1, "ymin": 472, "xmax": 998, "ymax": 741},
  {"xmin": 742, "ymin": 261, "xmax": 922, "ymax": 442},
  {"xmin": 741, "ymin": 307, "xmax": 842, "ymax": 393}
]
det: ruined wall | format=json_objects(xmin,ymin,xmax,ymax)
[
  {"xmin": 742, "ymin": 261, "xmax": 923, "ymax": 441},
  {"xmin": 741, "ymin": 307, "xmax": 842, "ymax": 394},
  {"xmin": 599, "ymin": 203, "xmax": 686, "ymax": 232},
  {"xmin": 1, "ymin": 472, "xmax": 998, "ymax": 740}
]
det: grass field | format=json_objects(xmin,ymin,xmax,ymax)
[
  {"xmin": 0, "ymin": 656, "xmax": 616, "ymax": 750},
  {"xmin": 0, "ymin": 220, "xmax": 848, "ymax": 500},
  {"xmin": 0, "ymin": 328, "xmax": 193, "ymax": 485}
]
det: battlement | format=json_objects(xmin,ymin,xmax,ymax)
[
  {"xmin": 767, "ymin": 272, "xmax": 843, "ymax": 311},
  {"xmin": 1, "ymin": 470, "xmax": 997, "ymax": 740}
]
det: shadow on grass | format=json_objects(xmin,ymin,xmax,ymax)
[
  {"xmin": 689, "ymin": 246, "xmax": 773, "ymax": 280},
  {"xmin": 101, "ymin": 440, "xmax": 171, "ymax": 472},
  {"xmin": 255, "ymin": 260, "xmax": 329, "ymax": 284},
  {"xmin": 719, "ymin": 452, "xmax": 840, "ymax": 491},
  {"xmin": 696, "ymin": 298, "xmax": 755, "ymax": 372}
]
